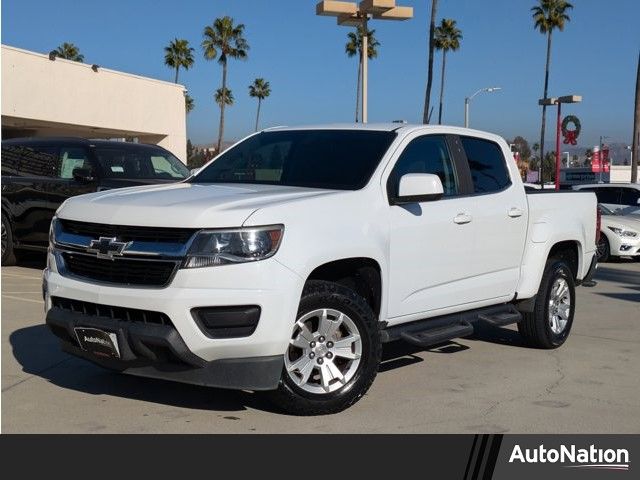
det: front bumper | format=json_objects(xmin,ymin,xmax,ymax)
[
  {"xmin": 46, "ymin": 307, "xmax": 283, "ymax": 390},
  {"xmin": 43, "ymin": 256, "xmax": 304, "ymax": 389}
]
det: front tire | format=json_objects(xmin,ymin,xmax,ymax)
[
  {"xmin": 269, "ymin": 280, "xmax": 382, "ymax": 415},
  {"xmin": 1, "ymin": 214, "xmax": 17, "ymax": 266},
  {"xmin": 518, "ymin": 258, "xmax": 575, "ymax": 349}
]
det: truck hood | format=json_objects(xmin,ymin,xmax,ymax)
[{"xmin": 57, "ymin": 182, "xmax": 339, "ymax": 227}]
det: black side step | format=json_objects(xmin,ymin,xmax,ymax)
[
  {"xmin": 382, "ymin": 303, "xmax": 525, "ymax": 347},
  {"xmin": 400, "ymin": 321, "xmax": 474, "ymax": 348},
  {"xmin": 477, "ymin": 305, "xmax": 522, "ymax": 327}
]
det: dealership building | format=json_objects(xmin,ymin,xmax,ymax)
[{"xmin": 1, "ymin": 45, "xmax": 187, "ymax": 161}]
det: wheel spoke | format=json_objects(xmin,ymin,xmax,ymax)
[
  {"xmin": 297, "ymin": 359, "xmax": 315, "ymax": 386},
  {"xmin": 557, "ymin": 303, "xmax": 570, "ymax": 319},
  {"xmin": 290, "ymin": 334, "xmax": 309, "ymax": 349},
  {"xmin": 319, "ymin": 363, "xmax": 332, "ymax": 392},
  {"xmin": 333, "ymin": 335, "xmax": 360, "ymax": 360},
  {"xmin": 287, "ymin": 355, "xmax": 312, "ymax": 374},
  {"xmin": 326, "ymin": 360, "xmax": 346, "ymax": 385},
  {"xmin": 296, "ymin": 321, "xmax": 314, "ymax": 343},
  {"xmin": 318, "ymin": 311, "xmax": 343, "ymax": 340}
]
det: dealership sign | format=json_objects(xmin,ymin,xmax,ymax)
[{"xmin": 509, "ymin": 443, "xmax": 630, "ymax": 471}]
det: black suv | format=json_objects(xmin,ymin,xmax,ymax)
[{"xmin": 1, "ymin": 137, "xmax": 190, "ymax": 265}]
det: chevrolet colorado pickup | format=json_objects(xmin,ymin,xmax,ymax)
[{"xmin": 44, "ymin": 124, "xmax": 598, "ymax": 415}]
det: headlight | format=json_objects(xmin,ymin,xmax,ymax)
[
  {"xmin": 184, "ymin": 225, "xmax": 284, "ymax": 268},
  {"xmin": 49, "ymin": 216, "xmax": 58, "ymax": 245},
  {"xmin": 607, "ymin": 226, "xmax": 638, "ymax": 238}
]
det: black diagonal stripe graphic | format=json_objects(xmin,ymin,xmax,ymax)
[
  {"xmin": 472, "ymin": 435, "xmax": 490, "ymax": 480},
  {"xmin": 482, "ymin": 434, "xmax": 503, "ymax": 479},
  {"xmin": 463, "ymin": 435, "xmax": 480, "ymax": 480}
]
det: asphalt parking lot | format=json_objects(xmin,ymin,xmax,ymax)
[{"xmin": 2, "ymin": 254, "xmax": 639, "ymax": 433}]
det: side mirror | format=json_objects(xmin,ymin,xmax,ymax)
[
  {"xmin": 393, "ymin": 173, "xmax": 444, "ymax": 204},
  {"xmin": 72, "ymin": 167, "xmax": 95, "ymax": 183}
]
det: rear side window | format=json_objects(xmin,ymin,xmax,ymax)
[
  {"xmin": 461, "ymin": 137, "xmax": 511, "ymax": 194},
  {"xmin": 0, "ymin": 144, "xmax": 58, "ymax": 177},
  {"xmin": 388, "ymin": 135, "xmax": 458, "ymax": 198}
]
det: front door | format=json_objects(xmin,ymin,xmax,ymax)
[{"xmin": 386, "ymin": 134, "xmax": 478, "ymax": 319}]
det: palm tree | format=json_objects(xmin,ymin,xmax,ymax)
[
  {"xmin": 214, "ymin": 88, "xmax": 234, "ymax": 109},
  {"xmin": 52, "ymin": 42, "xmax": 84, "ymax": 62},
  {"xmin": 202, "ymin": 17, "xmax": 249, "ymax": 152},
  {"xmin": 185, "ymin": 93, "xmax": 195, "ymax": 114},
  {"xmin": 532, "ymin": 0, "xmax": 573, "ymax": 184},
  {"xmin": 164, "ymin": 38, "xmax": 195, "ymax": 84},
  {"xmin": 434, "ymin": 19, "xmax": 462, "ymax": 125},
  {"xmin": 248, "ymin": 78, "xmax": 271, "ymax": 131},
  {"xmin": 422, "ymin": 0, "xmax": 439, "ymax": 123},
  {"xmin": 345, "ymin": 26, "xmax": 380, "ymax": 122}
]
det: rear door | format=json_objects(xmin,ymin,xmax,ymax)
[
  {"xmin": 3, "ymin": 144, "xmax": 59, "ymax": 247},
  {"xmin": 456, "ymin": 135, "xmax": 528, "ymax": 301}
]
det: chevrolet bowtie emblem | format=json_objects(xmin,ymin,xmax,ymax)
[{"xmin": 87, "ymin": 237, "xmax": 131, "ymax": 260}]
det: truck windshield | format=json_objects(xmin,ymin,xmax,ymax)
[
  {"xmin": 94, "ymin": 146, "xmax": 189, "ymax": 180},
  {"xmin": 190, "ymin": 130, "xmax": 397, "ymax": 190}
]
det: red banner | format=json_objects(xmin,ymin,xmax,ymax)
[
  {"xmin": 602, "ymin": 147, "xmax": 610, "ymax": 173},
  {"xmin": 591, "ymin": 147, "xmax": 601, "ymax": 173}
]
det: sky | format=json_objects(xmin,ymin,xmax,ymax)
[{"xmin": 2, "ymin": 0, "xmax": 639, "ymax": 149}]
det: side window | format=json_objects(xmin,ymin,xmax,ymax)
[
  {"xmin": 12, "ymin": 145, "xmax": 59, "ymax": 177},
  {"xmin": 460, "ymin": 137, "xmax": 511, "ymax": 194},
  {"xmin": 388, "ymin": 135, "xmax": 458, "ymax": 198},
  {"xmin": 619, "ymin": 188, "xmax": 640, "ymax": 206},
  {"xmin": 58, "ymin": 147, "xmax": 90, "ymax": 179}
]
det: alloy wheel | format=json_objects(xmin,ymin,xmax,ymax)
[
  {"xmin": 548, "ymin": 277, "xmax": 571, "ymax": 335},
  {"xmin": 285, "ymin": 308, "xmax": 362, "ymax": 394}
]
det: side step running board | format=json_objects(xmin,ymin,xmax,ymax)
[
  {"xmin": 382, "ymin": 303, "xmax": 524, "ymax": 347},
  {"xmin": 477, "ymin": 305, "xmax": 522, "ymax": 327},
  {"xmin": 400, "ymin": 321, "xmax": 473, "ymax": 348}
]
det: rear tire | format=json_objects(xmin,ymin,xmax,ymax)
[
  {"xmin": 1, "ymin": 215, "xmax": 17, "ymax": 266},
  {"xmin": 596, "ymin": 234, "xmax": 610, "ymax": 262},
  {"xmin": 268, "ymin": 280, "xmax": 382, "ymax": 415},
  {"xmin": 518, "ymin": 258, "xmax": 575, "ymax": 349}
]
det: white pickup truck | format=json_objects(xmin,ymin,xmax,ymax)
[{"xmin": 44, "ymin": 124, "xmax": 598, "ymax": 415}]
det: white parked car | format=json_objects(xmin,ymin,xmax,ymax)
[
  {"xmin": 44, "ymin": 124, "xmax": 598, "ymax": 415},
  {"xmin": 573, "ymin": 183, "xmax": 640, "ymax": 216},
  {"xmin": 597, "ymin": 204, "xmax": 640, "ymax": 262}
]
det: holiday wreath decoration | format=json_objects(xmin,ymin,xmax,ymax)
[{"xmin": 561, "ymin": 115, "xmax": 581, "ymax": 145}]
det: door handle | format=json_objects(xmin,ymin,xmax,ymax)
[
  {"xmin": 453, "ymin": 213, "xmax": 473, "ymax": 224},
  {"xmin": 508, "ymin": 207, "xmax": 524, "ymax": 218}
]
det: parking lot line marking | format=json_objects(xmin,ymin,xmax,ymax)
[{"xmin": 1, "ymin": 294, "xmax": 44, "ymax": 304}]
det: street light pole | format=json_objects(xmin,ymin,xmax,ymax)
[
  {"xmin": 539, "ymin": 95, "xmax": 582, "ymax": 190},
  {"xmin": 464, "ymin": 87, "xmax": 501, "ymax": 128},
  {"xmin": 361, "ymin": 13, "xmax": 368, "ymax": 123}
]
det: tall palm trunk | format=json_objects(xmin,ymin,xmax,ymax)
[
  {"xmin": 632, "ymin": 50, "xmax": 639, "ymax": 183},
  {"xmin": 217, "ymin": 60, "xmax": 227, "ymax": 152},
  {"xmin": 174, "ymin": 66, "xmax": 179, "ymax": 84},
  {"xmin": 538, "ymin": 30, "xmax": 553, "ymax": 184},
  {"xmin": 422, "ymin": 0, "xmax": 438, "ymax": 124},
  {"xmin": 438, "ymin": 50, "xmax": 447, "ymax": 125},
  {"xmin": 255, "ymin": 98, "xmax": 262, "ymax": 132},
  {"xmin": 355, "ymin": 52, "xmax": 362, "ymax": 122}
]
